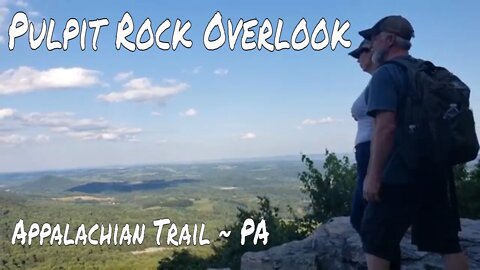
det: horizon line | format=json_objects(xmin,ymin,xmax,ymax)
[{"xmin": 0, "ymin": 151, "xmax": 355, "ymax": 175}]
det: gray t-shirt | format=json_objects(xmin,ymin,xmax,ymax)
[{"xmin": 366, "ymin": 55, "xmax": 413, "ymax": 184}]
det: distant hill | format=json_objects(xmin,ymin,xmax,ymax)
[
  {"xmin": 0, "ymin": 153, "xmax": 355, "ymax": 178},
  {"xmin": 0, "ymin": 190, "xmax": 26, "ymax": 206},
  {"xmin": 68, "ymin": 179, "xmax": 197, "ymax": 194},
  {"xmin": 177, "ymin": 153, "xmax": 334, "ymax": 164},
  {"xmin": 12, "ymin": 175, "xmax": 78, "ymax": 194}
]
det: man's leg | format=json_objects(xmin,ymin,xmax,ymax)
[
  {"xmin": 443, "ymin": 252, "xmax": 469, "ymax": 270},
  {"xmin": 442, "ymin": 175, "xmax": 468, "ymax": 270},
  {"xmin": 365, "ymin": 254, "xmax": 389, "ymax": 270},
  {"xmin": 365, "ymin": 245, "xmax": 400, "ymax": 270},
  {"xmin": 390, "ymin": 245, "xmax": 401, "ymax": 270},
  {"xmin": 413, "ymin": 208, "xmax": 468, "ymax": 270},
  {"xmin": 413, "ymin": 168, "xmax": 468, "ymax": 270},
  {"xmin": 361, "ymin": 184, "xmax": 411, "ymax": 270}
]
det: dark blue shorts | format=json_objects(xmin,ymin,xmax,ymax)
[
  {"xmin": 350, "ymin": 141, "xmax": 370, "ymax": 233},
  {"xmin": 360, "ymin": 167, "xmax": 462, "ymax": 261}
]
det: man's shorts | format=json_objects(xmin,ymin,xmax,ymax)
[{"xmin": 360, "ymin": 168, "xmax": 462, "ymax": 261}]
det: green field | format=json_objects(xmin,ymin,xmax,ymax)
[{"xmin": 0, "ymin": 159, "xmax": 314, "ymax": 269}]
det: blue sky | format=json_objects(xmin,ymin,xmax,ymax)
[{"xmin": 0, "ymin": 1, "xmax": 479, "ymax": 172}]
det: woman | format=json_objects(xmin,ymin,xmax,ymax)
[
  {"xmin": 348, "ymin": 40, "xmax": 401, "ymax": 270},
  {"xmin": 349, "ymin": 39, "xmax": 377, "ymax": 233}
]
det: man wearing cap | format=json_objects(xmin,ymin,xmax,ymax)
[{"xmin": 358, "ymin": 16, "xmax": 469, "ymax": 270}]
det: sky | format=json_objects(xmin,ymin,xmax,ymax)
[{"xmin": 0, "ymin": 1, "xmax": 479, "ymax": 173}]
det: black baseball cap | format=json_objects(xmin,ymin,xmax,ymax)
[
  {"xmin": 359, "ymin": 15, "xmax": 414, "ymax": 40},
  {"xmin": 348, "ymin": 39, "xmax": 371, "ymax": 59}
]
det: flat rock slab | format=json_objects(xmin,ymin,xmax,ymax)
[{"xmin": 242, "ymin": 217, "xmax": 480, "ymax": 270}]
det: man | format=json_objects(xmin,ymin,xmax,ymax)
[{"xmin": 358, "ymin": 15, "xmax": 469, "ymax": 270}]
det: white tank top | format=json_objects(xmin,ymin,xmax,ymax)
[{"xmin": 351, "ymin": 87, "xmax": 374, "ymax": 146}]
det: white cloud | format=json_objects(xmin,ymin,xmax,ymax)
[
  {"xmin": 28, "ymin": 10, "xmax": 39, "ymax": 17},
  {"xmin": 0, "ymin": 2, "xmax": 38, "ymax": 46},
  {"xmin": 241, "ymin": 132, "xmax": 256, "ymax": 140},
  {"xmin": 1, "ymin": 109, "xmax": 142, "ymax": 143},
  {"xmin": 156, "ymin": 139, "xmax": 168, "ymax": 144},
  {"xmin": 97, "ymin": 77, "xmax": 188, "ymax": 104},
  {"xmin": 0, "ymin": 7, "xmax": 9, "ymax": 31},
  {"xmin": 0, "ymin": 134, "xmax": 27, "ymax": 146},
  {"xmin": 181, "ymin": 108, "xmax": 197, "ymax": 117},
  {"xmin": 193, "ymin": 66, "xmax": 202, "ymax": 74},
  {"xmin": 151, "ymin": 111, "xmax": 162, "ymax": 116},
  {"xmin": 15, "ymin": 0, "xmax": 27, "ymax": 7},
  {"xmin": 50, "ymin": 119, "xmax": 141, "ymax": 142},
  {"xmin": 66, "ymin": 128, "xmax": 141, "ymax": 142},
  {"xmin": 0, "ymin": 108, "xmax": 16, "ymax": 119},
  {"xmin": 51, "ymin": 126, "xmax": 70, "ymax": 133},
  {"xmin": 163, "ymin": 78, "xmax": 179, "ymax": 84},
  {"xmin": 21, "ymin": 112, "xmax": 108, "ymax": 131},
  {"xmin": 0, "ymin": 1, "xmax": 39, "ymax": 35},
  {"xmin": 301, "ymin": 117, "xmax": 336, "ymax": 125},
  {"xmin": 0, "ymin": 66, "xmax": 101, "ymax": 95},
  {"xmin": 0, "ymin": 133, "xmax": 49, "ymax": 146},
  {"xmin": 214, "ymin": 68, "xmax": 229, "ymax": 76},
  {"xmin": 34, "ymin": 134, "xmax": 50, "ymax": 143},
  {"xmin": 114, "ymin": 71, "xmax": 134, "ymax": 82}
]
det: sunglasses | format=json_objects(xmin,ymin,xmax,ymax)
[{"xmin": 360, "ymin": 48, "xmax": 371, "ymax": 55}]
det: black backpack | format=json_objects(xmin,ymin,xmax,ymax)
[{"xmin": 387, "ymin": 58, "xmax": 479, "ymax": 169}]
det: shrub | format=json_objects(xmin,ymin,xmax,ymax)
[
  {"xmin": 298, "ymin": 150, "xmax": 356, "ymax": 226},
  {"xmin": 455, "ymin": 161, "xmax": 480, "ymax": 219},
  {"xmin": 157, "ymin": 150, "xmax": 356, "ymax": 270}
]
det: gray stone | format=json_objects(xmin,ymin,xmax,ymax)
[{"xmin": 241, "ymin": 217, "xmax": 480, "ymax": 270}]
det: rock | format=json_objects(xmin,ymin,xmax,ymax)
[{"xmin": 241, "ymin": 217, "xmax": 480, "ymax": 270}]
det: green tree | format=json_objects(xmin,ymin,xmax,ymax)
[
  {"xmin": 158, "ymin": 196, "xmax": 306, "ymax": 270},
  {"xmin": 157, "ymin": 249, "xmax": 209, "ymax": 270},
  {"xmin": 455, "ymin": 161, "xmax": 480, "ymax": 219},
  {"xmin": 157, "ymin": 150, "xmax": 357, "ymax": 270},
  {"xmin": 298, "ymin": 150, "xmax": 356, "ymax": 225},
  {"xmin": 209, "ymin": 196, "xmax": 305, "ymax": 270}
]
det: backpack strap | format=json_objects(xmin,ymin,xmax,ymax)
[
  {"xmin": 382, "ymin": 57, "xmax": 427, "ymax": 102},
  {"xmin": 378, "ymin": 58, "xmax": 424, "ymax": 131}
]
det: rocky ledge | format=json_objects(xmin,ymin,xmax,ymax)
[{"xmin": 242, "ymin": 217, "xmax": 480, "ymax": 270}]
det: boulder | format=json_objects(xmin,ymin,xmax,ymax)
[{"xmin": 241, "ymin": 217, "xmax": 480, "ymax": 269}]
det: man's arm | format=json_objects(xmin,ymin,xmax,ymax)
[{"xmin": 363, "ymin": 111, "xmax": 396, "ymax": 202}]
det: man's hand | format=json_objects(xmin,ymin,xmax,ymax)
[{"xmin": 363, "ymin": 173, "xmax": 381, "ymax": 202}]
